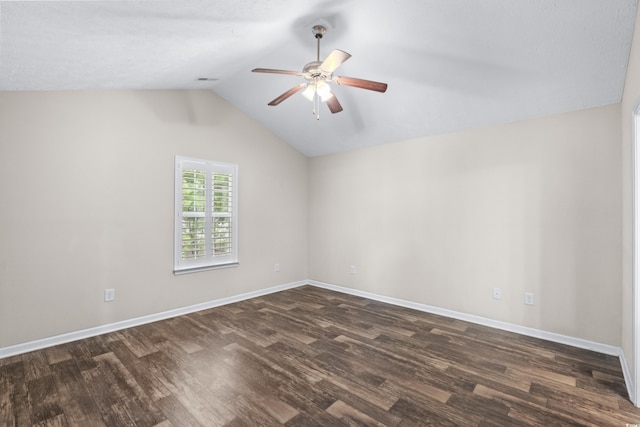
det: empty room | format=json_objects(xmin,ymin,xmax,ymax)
[{"xmin": 2, "ymin": 0, "xmax": 640, "ymax": 425}]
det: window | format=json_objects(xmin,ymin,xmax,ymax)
[{"xmin": 174, "ymin": 156, "xmax": 238, "ymax": 274}]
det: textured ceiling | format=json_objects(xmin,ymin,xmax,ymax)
[{"xmin": 0, "ymin": 0, "xmax": 637, "ymax": 156}]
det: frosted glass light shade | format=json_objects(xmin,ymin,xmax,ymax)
[
  {"xmin": 302, "ymin": 84, "xmax": 316, "ymax": 101},
  {"xmin": 301, "ymin": 82, "xmax": 333, "ymax": 102}
]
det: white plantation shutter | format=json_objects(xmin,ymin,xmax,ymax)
[{"xmin": 175, "ymin": 156, "xmax": 238, "ymax": 274}]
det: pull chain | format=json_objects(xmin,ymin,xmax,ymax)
[{"xmin": 312, "ymin": 90, "xmax": 320, "ymax": 120}]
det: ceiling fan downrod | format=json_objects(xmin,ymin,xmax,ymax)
[
  {"xmin": 312, "ymin": 25, "xmax": 326, "ymax": 63},
  {"xmin": 310, "ymin": 25, "xmax": 327, "ymax": 119}
]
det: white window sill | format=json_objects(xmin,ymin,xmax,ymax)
[{"xmin": 174, "ymin": 262, "xmax": 239, "ymax": 275}]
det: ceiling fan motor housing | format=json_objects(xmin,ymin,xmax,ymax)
[{"xmin": 303, "ymin": 61, "xmax": 330, "ymax": 83}]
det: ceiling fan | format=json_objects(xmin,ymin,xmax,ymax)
[{"xmin": 252, "ymin": 25, "xmax": 388, "ymax": 119}]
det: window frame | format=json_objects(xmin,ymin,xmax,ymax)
[{"xmin": 174, "ymin": 156, "xmax": 238, "ymax": 274}]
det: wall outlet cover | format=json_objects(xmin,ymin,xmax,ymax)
[{"xmin": 524, "ymin": 292, "xmax": 534, "ymax": 305}]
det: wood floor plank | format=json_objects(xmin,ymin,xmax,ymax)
[
  {"xmin": 507, "ymin": 364, "xmax": 577, "ymax": 387},
  {"xmin": 2, "ymin": 361, "xmax": 32, "ymax": 426},
  {"xmin": 43, "ymin": 345, "xmax": 73, "ymax": 366},
  {"xmin": 0, "ymin": 362, "xmax": 20, "ymax": 427},
  {"xmin": 84, "ymin": 352, "xmax": 166, "ymax": 426},
  {"xmin": 32, "ymin": 412, "xmax": 68, "ymax": 427},
  {"xmin": 143, "ymin": 351, "xmax": 236, "ymax": 426},
  {"xmin": 380, "ymin": 378, "xmax": 452, "ymax": 405},
  {"xmin": 160, "ymin": 376, "xmax": 233, "ymax": 427},
  {"xmin": 325, "ymin": 399, "xmax": 388, "ymax": 426},
  {"xmin": 126, "ymin": 360, "xmax": 172, "ymax": 402},
  {"xmin": 446, "ymin": 362, "xmax": 532, "ymax": 394},
  {"xmin": 254, "ymin": 394, "xmax": 299, "ymax": 424},
  {"xmin": 1, "ymin": 285, "xmax": 639, "ymax": 425},
  {"xmin": 473, "ymin": 383, "xmax": 548, "ymax": 411},
  {"xmin": 226, "ymin": 394, "xmax": 278, "ymax": 426},
  {"xmin": 506, "ymin": 404, "xmax": 587, "ymax": 426},
  {"xmin": 116, "ymin": 329, "xmax": 158, "ymax": 358},
  {"xmin": 531, "ymin": 381, "xmax": 635, "ymax": 425},
  {"xmin": 22, "ymin": 351, "xmax": 51, "ymax": 382},
  {"xmin": 153, "ymin": 394, "xmax": 200, "ymax": 427},
  {"xmin": 51, "ymin": 358, "xmax": 106, "ymax": 426},
  {"xmin": 316, "ymin": 379, "xmax": 403, "ymax": 426},
  {"xmin": 182, "ymin": 353, "xmax": 240, "ymax": 404},
  {"xmin": 27, "ymin": 374, "xmax": 64, "ymax": 425},
  {"xmin": 445, "ymin": 391, "xmax": 511, "ymax": 421},
  {"xmin": 64, "ymin": 340, "xmax": 100, "ymax": 372},
  {"xmin": 317, "ymin": 362, "xmax": 399, "ymax": 411},
  {"xmin": 390, "ymin": 397, "xmax": 478, "ymax": 426},
  {"xmin": 108, "ymin": 339, "xmax": 142, "ymax": 367}
]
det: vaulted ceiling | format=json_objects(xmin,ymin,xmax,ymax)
[{"xmin": 1, "ymin": 1, "xmax": 637, "ymax": 156}]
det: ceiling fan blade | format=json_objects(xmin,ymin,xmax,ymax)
[
  {"xmin": 334, "ymin": 76, "xmax": 388, "ymax": 93},
  {"xmin": 252, "ymin": 68, "xmax": 304, "ymax": 76},
  {"xmin": 267, "ymin": 83, "xmax": 307, "ymax": 106},
  {"xmin": 320, "ymin": 50, "xmax": 351, "ymax": 73},
  {"xmin": 326, "ymin": 91, "xmax": 343, "ymax": 114}
]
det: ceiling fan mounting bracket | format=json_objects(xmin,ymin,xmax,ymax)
[{"xmin": 312, "ymin": 25, "xmax": 326, "ymax": 39}]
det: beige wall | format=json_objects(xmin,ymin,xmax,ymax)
[
  {"xmin": 0, "ymin": 90, "xmax": 308, "ymax": 348},
  {"xmin": 309, "ymin": 105, "xmax": 622, "ymax": 346},
  {"xmin": 0, "ymin": 88, "xmax": 627, "ymax": 351},
  {"xmin": 622, "ymin": 4, "xmax": 640, "ymax": 383}
]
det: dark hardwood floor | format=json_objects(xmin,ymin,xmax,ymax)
[{"xmin": 1, "ymin": 285, "xmax": 638, "ymax": 426}]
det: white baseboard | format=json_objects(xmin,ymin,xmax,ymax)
[
  {"xmin": 620, "ymin": 349, "xmax": 636, "ymax": 404},
  {"xmin": 0, "ymin": 280, "xmax": 306, "ymax": 360},
  {"xmin": 307, "ymin": 280, "xmax": 623, "ymax": 357}
]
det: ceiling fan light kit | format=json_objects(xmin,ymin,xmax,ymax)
[
  {"xmin": 252, "ymin": 24, "xmax": 388, "ymax": 120},
  {"xmin": 302, "ymin": 81, "xmax": 332, "ymax": 102}
]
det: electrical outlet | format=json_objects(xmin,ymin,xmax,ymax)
[
  {"xmin": 104, "ymin": 288, "xmax": 115, "ymax": 302},
  {"xmin": 350, "ymin": 265, "xmax": 357, "ymax": 274},
  {"xmin": 274, "ymin": 263, "xmax": 280, "ymax": 272},
  {"xmin": 524, "ymin": 292, "xmax": 534, "ymax": 305},
  {"xmin": 492, "ymin": 288, "xmax": 502, "ymax": 300}
]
